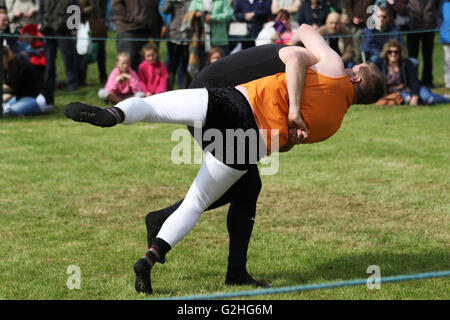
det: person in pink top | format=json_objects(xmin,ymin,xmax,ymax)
[
  {"xmin": 138, "ymin": 44, "xmax": 168, "ymax": 96},
  {"xmin": 272, "ymin": 9, "xmax": 294, "ymax": 45},
  {"xmin": 98, "ymin": 52, "xmax": 144, "ymax": 104}
]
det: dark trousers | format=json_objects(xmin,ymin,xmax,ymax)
[
  {"xmin": 44, "ymin": 36, "xmax": 78, "ymax": 104},
  {"xmin": 166, "ymin": 41, "xmax": 191, "ymax": 90},
  {"xmin": 77, "ymin": 40, "xmax": 107, "ymax": 85},
  {"xmin": 116, "ymin": 29, "xmax": 152, "ymax": 72},
  {"xmin": 96, "ymin": 40, "xmax": 107, "ymax": 82},
  {"xmin": 407, "ymin": 31, "xmax": 435, "ymax": 87}
]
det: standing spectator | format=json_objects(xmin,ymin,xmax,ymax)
[
  {"xmin": 161, "ymin": 0, "xmax": 192, "ymax": 90},
  {"xmin": 375, "ymin": 0, "xmax": 409, "ymax": 30},
  {"xmin": 234, "ymin": 0, "xmax": 271, "ymax": 49},
  {"xmin": 326, "ymin": 0, "xmax": 345, "ymax": 13},
  {"xmin": 271, "ymin": 0, "xmax": 301, "ymax": 22},
  {"xmin": 76, "ymin": 0, "xmax": 108, "ymax": 86},
  {"xmin": 138, "ymin": 44, "xmax": 168, "ymax": 96},
  {"xmin": 98, "ymin": 52, "xmax": 144, "ymax": 104},
  {"xmin": 406, "ymin": 0, "xmax": 441, "ymax": 88},
  {"xmin": 91, "ymin": 0, "xmax": 108, "ymax": 85},
  {"xmin": 389, "ymin": 0, "xmax": 409, "ymax": 31},
  {"xmin": 317, "ymin": 12, "xmax": 353, "ymax": 67},
  {"xmin": 188, "ymin": 0, "xmax": 233, "ymax": 56},
  {"xmin": 345, "ymin": 0, "xmax": 374, "ymax": 64},
  {"xmin": 2, "ymin": 46, "xmax": 50, "ymax": 116},
  {"xmin": 6, "ymin": 0, "xmax": 39, "ymax": 34},
  {"xmin": 361, "ymin": 5, "xmax": 404, "ymax": 64},
  {"xmin": 39, "ymin": 0, "xmax": 79, "ymax": 105},
  {"xmin": 440, "ymin": 0, "xmax": 450, "ymax": 89},
  {"xmin": 297, "ymin": 0, "xmax": 330, "ymax": 29},
  {"xmin": 0, "ymin": 9, "xmax": 18, "ymax": 48},
  {"xmin": 112, "ymin": 0, "xmax": 162, "ymax": 72}
]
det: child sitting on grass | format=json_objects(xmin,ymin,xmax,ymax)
[
  {"xmin": 138, "ymin": 44, "xmax": 168, "ymax": 96},
  {"xmin": 98, "ymin": 52, "xmax": 144, "ymax": 104}
]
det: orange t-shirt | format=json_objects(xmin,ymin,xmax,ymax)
[{"xmin": 240, "ymin": 69, "xmax": 354, "ymax": 154}]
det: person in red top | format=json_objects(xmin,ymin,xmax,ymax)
[
  {"xmin": 65, "ymin": 24, "xmax": 386, "ymax": 295},
  {"xmin": 138, "ymin": 44, "xmax": 168, "ymax": 96}
]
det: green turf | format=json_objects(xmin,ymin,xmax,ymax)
[{"xmin": 0, "ymin": 33, "xmax": 449, "ymax": 299}]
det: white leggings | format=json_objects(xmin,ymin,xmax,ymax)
[
  {"xmin": 117, "ymin": 88, "xmax": 209, "ymax": 126},
  {"xmin": 116, "ymin": 89, "xmax": 248, "ymax": 247}
]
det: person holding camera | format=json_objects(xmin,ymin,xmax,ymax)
[{"xmin": 188, "ymin": 0, "xmax": 233, "ymax": 57}]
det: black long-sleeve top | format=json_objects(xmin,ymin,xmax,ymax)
[{"xmin": 5, "ymin": 55, "xmax": 43, "ymax": 100}]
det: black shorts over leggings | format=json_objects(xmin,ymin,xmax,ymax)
[{"xmin": 199, "ymin": 87, "xmax": 264, "ymax": 171}]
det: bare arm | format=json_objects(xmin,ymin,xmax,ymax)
[
  {"xmin": 284, "ymin": 48, "xmax": 311, "ymax": 141},
  {"xmin": 279, "ymin": 24, "xmax": 343, "ymax": 146},
  {"xmin": 290, "ymin": 24, "xmax": 344, "ymax": 76}
]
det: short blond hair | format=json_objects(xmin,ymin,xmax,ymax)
[{"xmin": 116, "ymin": 52, "xmax": 131, "ymax": 63}]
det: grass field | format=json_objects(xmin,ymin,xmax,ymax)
[{"xmin": 0, "ymin": 33, "xmax": 449, "ymax": 300}]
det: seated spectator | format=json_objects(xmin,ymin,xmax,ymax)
[
  {"xmin": 6, "ymin": 0, "xmax": 39, "ymax": 34},
  {"xmin": 297, "ymin": 0, "xmax": 330, "ymax": 29},
  {"xmin": 2, "ymin": 46, "xmax": 51, "ymax": 116},
  {"xmin": 98, "ymin": 52, "xmax": 144, "ymax": 105},
  {"xmin": 138, "ymin": 44, "xmax": 168, "ymax": 97},
  {"xmin": 271, "ymin": 0, "xmax": 301, "ymax": 22},
  {"xmin": 375, "ymin": 40, "xmax": 450, "ymax": 106},
  {"xmin": 15, "ymin": 24, "xmax": 46, "ymax": 76},
  {"xmin": 317, "ymin": 12, "xmax": 353, "ymax": 67},
  {"xmin": 272, "ymin": 9, "xmax": 294, "ymax": 45},
  {"xmin": 207, "ymin": 47, "xmax": 224, "ymax": 64},
  {"xmin": 361, "ymin": 5, "xmax": 404, "ymax": 64}
]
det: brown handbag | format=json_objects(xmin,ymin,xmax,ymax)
[
  {"xmin": 89, "ymin": 18, "xmax": 107, "ymax": 38},
  {"xmin": 376, "ymin": 92, "xmax": 404, "ymax": 106}
]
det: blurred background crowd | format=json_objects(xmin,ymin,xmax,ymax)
[{"xmin": 0, "ymin": 0, "xmax": 449, "ymax": 116}]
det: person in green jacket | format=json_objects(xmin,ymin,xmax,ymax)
[{"xmin": 188, "ymin": 0, "xmax": 233, "ymax": 57}]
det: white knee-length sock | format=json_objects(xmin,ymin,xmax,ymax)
[
  {"xmin": 116, "ymin": 88, "xmax": 209, "ymax": 126},
  {"xmin": 156, "ymin": 152, "xmax": 247, "ymax": 247}
]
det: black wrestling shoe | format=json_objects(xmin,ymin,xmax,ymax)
[
  {"xmin": 65, "ymin": 102, "xmax": 121, "ymax": 127},
  {"xmin": 225, "ymin": 269, "xmax": 271, "ymax": 288},
  {"xmin": 133, "ymin": 258, "xmax": 153, "ymax": 295}
]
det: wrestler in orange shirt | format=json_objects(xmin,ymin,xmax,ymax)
[{"xmin": 65, "ymin": 24, "xmax": 386, "ymax": 294}]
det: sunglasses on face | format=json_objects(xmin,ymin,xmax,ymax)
[{"xmin": 387, "ymin": 50, "xmax": 399, "ymax": 55}]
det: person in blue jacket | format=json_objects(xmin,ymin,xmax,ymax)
[
  {"xmin": 233, "ymin": 0, "xmax": 271, "ymax": 49},
  {"xmin": 439, "ymin": 0, "xmax": 450, "ymax": 89},
  {"xmin": 361, "ymin": 5, "xmax": 404, "ymax": 64},
  {"xmin": 297, "ymin": 0, "xmax": 330, "ymax": 29}
]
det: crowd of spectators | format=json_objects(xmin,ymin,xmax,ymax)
[{"xmin": 0, "ymin": 0, "xmax": 449, "ymax": 116}]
